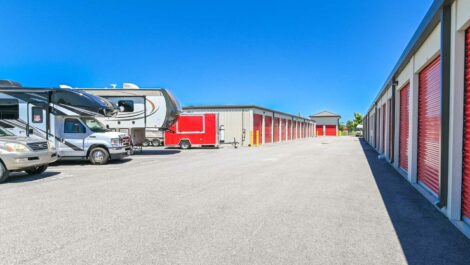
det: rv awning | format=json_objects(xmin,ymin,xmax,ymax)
[{"xmin": 0, "ymin": 87, "xmax": 117, "ymax": 117}]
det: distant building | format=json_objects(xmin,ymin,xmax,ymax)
[
  {"xmin": 183, "ymin": 105, "xmax": 315, "ymax": 146},
  {"xmin": 309, "ymin": 111, "xmax": 341, "ymax": 136}
]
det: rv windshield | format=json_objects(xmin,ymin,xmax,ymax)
[
  {"xmin": 0, "ymin": 127, "xmax": 14, "ymax": 137},
  {"xmin": 81, "ymin": 117, "xmax": 108, "ymax": 133}
]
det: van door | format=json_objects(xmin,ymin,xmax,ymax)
[{"xmin": 58, "ymin": 117, "xmax": 87, "ymax": 157}]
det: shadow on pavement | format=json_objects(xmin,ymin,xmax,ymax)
[
  {"xmin": 359, "ymin": 139, "xmax": 470, "ymax": 264},
  {"xmin": 136, "ymin": 149, "xmax": 181, "ymax": 155},
  {"xmin": 50, "ymin": 158, "xmax": 133, "ymax": 167},
  {"xmin": 5, "ymin": 171, "xmax": 61, "ymax": 183}
]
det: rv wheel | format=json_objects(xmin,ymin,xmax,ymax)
[
  {"xmin": 152, "ymin": 139, "xmax": 161, "ymax": 146},
  {"xmin": 25, "ymin": 165, "xmax": 48, "ymax": 175},
  {"xmin": 143, "ymin": 139, "xmax": 150, "ymax": 147},
  {"xmin": 179, "ymin": 140, "xmax": 191, "ymax": 150},
  {"xmin": 0, "ymin": 163, "xmax": 9, "ymax": 183},
  {"xmin": 89, "ymin": 147, "xmax": 110, "ymax": 165}
]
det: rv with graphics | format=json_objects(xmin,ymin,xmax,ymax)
[
  {"xmin": 0, "ymin": 80, "xmax": 131, "ymax": 165},
  {"xmin": 79, "ymin": 83, "xmax": 181, "ymax": 146}
]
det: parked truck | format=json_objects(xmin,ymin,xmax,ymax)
[
  {"xmin": 164, "ymin": 112, "xmax": 219, "ymax": 149},
  {"xmin": 0, "ymin": 80, "xmax": 131, "ymax": 165}
]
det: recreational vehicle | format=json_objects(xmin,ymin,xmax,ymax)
[
  {"xmin": 0, "ymin": 80, "xmax": 131, "ymax": 165},
  {"xmin": 80, "ymin": 83, "xmax": 181, "ymax": 146}
]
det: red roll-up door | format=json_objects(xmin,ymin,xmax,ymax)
[
  {"xmin": 264, "ymin": 116, "xmax": 272, "ymax": 144},
  {"xmin": 325, "ymin": 125, "xmax": 336, "ymax": 136},
  {"xmin": 253, "ymin": 114, "xmax": 263, "ymax": 146},
  {"xmin": 273, "ymin": 117, "xmax": 280, "ymax": 142},
  {"xmin": 462, "ymin": 29, "xmax": 470, "ymax": 220},
  {"xmin": 281, "ymin": 119, "xmax": 287, "ymax": 141},
  {"xmin": 316, "ymin": 125, "xmax": 324, "ymax": 136},
  {"xmin": 418, "ymin": 57, "xmax": 441, "ymax": 195},
  {"xmin": 399, "ymin": 84, "xmax": 410, "ymax": 171}
]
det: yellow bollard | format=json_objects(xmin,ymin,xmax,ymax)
[
  {"xmin": 256, "ymin": 130, "xmax": 260, "ymax": 147},
  {"xmin": 250, "ymin": 131, "xmax": 254, "ymax": 147}
]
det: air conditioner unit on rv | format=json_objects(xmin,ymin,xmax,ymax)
[{"xmin": 123, "ymin": 83, "xmax": 139, "ymax": 89}]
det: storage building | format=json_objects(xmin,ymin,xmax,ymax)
[
  {"xmin": 309, "ymin": 111, "xmax": 341, "ymax": 136},
  {"xmin": 183, "ymin": 105, "xmax": 315, "ymax": 146},
  {"xmin": 363, "ymin": 0, "xmax": 470, "ymax": 238}
]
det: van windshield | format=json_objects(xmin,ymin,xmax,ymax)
[
  {"xmin": 0, "ymin": 127, "xmax": 14, "ymax": 137},
  {"xmin": 81, "ymin": 117, "xmax": 108, "ymax": 132}
]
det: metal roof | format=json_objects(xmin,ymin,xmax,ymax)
[
  {"xmin": 367, "ymin": 0, "xmax": 454, "ymax": 114},
  {"xmin": 183, "ymin": 105, "xmax": 313, "ymax": 121},
  {"xmin": 309, "ymin": 111, "xmax": 341, "ymax": 118}
]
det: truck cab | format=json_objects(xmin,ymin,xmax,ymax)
[{"xmin": 54, "ymin": 116, "xmax": 131, "ymax": 164}]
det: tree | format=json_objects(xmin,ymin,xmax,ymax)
[{"xmin": 345, "ymin": 112, "xmax": 363, "ymax": 133}]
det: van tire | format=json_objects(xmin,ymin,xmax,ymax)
[
  {"xmin": 0, "ymin": 163, "xmax": 9, "ymax": 183},
  {"xmin": 179, "ymin": 140, "xmax": 191, "ymax": 150},
  {"xmin": 89, "ymin": 147, "xmax": 110, "ymax": 165},
  {"xmin": 25, "ymin": 165, "xmax": 48, "ymax": 175}
]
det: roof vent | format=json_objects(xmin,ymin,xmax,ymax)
[
  {"xmin": 0, "ymin": 80, "xmax": 22, "ymax": 88},
  {"xmin": 123, "ymin": 83, "xmax": 139, "ymax": 89}
]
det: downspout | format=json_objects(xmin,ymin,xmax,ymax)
[
  {"xmin": 437, "ymin": 3, "xmax": 451, "ymax": 208},
  {"xmin": 391, "ymin": 79, "xmax": 397, "ymax": 163},
  {"xmin": 374, "ymin": 104, "xmax": 378, "ymax": 148}
]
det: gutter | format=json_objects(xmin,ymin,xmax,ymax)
[{"xmin": 366, "ymin": 0, "xmax": 455, "ymax": 114}]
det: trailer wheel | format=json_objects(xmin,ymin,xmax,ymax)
[
  {"xmin": 89, "ymin": 147, "xmax": 110, "ymax": 165},
  {"xmin": 179, "ymin": 140, "xmax": 191, "ymax": 150},
  {"xmin": 0, "ymin": 162, "xmax": 9, "ymax": 183},
  {"xmin": 152, "ymin": 139, "xmax": 161, "ymax": 146},
  {"xmin": 143, "ymin": 139, "xmax": 150, "ymax": 147}
]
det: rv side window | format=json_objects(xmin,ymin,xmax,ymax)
[
  {"xmin": 118, "ymin": 100, "xmax": 134, "ymax": 112},
  {"xmin": 0, "ymin": 99, "xmax": 19, "ymax": 119},
  {"xmin": 64, "ymin": 118, "xmax": 86, "ymax": 134},
  {"xmin": 32, "ymin": 107, "xmax": 43, "ymax": 123}
]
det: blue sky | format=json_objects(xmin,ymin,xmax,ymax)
[{"xmin": 0, "ymin": 0, "xmax": 433, "ymax": 121}]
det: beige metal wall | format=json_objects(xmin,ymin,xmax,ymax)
[{"xmin": 184, "ymin": 108, "xmax": 252, "ymax": 146}]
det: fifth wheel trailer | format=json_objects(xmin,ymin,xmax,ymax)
[
  {"xmin": 0, "ymin": 81, "xmax": 131, "ymax": 165},
  {"xmin": 363, "ymin": 0, "xmax": 470, "ymax": 239},
  {"xmin": 80, "ymin": 84, "xmax": 181, "ymax": 147}
]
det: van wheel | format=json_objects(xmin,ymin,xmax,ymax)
[
  {"xmin": 143, "ymin": 139, "xmax": 150, "ymax": 147},
  {"xmin": 25, "ymin": 165, "xmax": 48, "ymax": 175},
  {"xmin": 179, "ymin": 140, "xmax": 191, "ymax": 150},
  {"xmin": 89, "ymin": 147, "xmax": 110, "ymax": 165},
  {"xmin": 152, "ymin": 139, "xmax": 161, "ymax": 146},
  {"xmin": 0, "ymin": 163, "xmax": 9, "ymax": 183}
]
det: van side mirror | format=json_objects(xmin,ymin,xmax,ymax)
[{"xmin": 29, "ymin": 128, "xmax": 34, "ymax": 134}]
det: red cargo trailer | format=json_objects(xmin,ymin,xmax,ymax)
[{"xmin": 164, "ymin": 113, "xmax": 219, "ymax": 149}]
